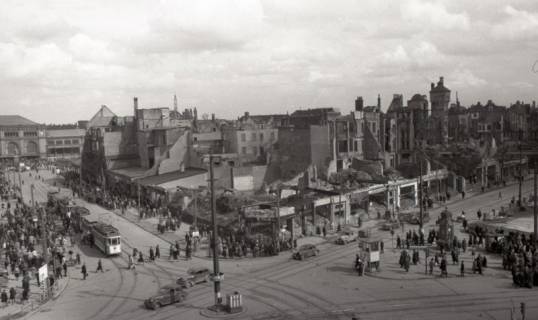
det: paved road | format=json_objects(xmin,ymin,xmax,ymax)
[{"xmin": 16, "ymin": 170, "xmax": 538, "ymax": 320}]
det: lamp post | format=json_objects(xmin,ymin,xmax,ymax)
[
  {"xmin": 208, "ymin": 154, "xmax": 222, "ymax": 308},
  {"xmin": 518, "ymin": 130, "xmax": 523, "ymax": 209}
]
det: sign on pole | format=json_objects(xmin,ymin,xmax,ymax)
[{"xmin": 38, "ymin": 264, "xmax": 48, "ymax": 281}]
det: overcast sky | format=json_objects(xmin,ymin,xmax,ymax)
[{"xmin": 1, "ymin": 0, "xmax": 537, "ymax": 123}]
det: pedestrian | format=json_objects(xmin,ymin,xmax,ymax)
[
  {"xmin": 76, "ymin": 252, "xmax": 81, "ymax": 265},
  {"xmin": 149, "ymin": 247, "xmax": 155, "ymax": 262},
  {"xmin": 9, "ymin": 287, "xmax": 15, "ymax": 304},
  {"xmin": 498, "ymin": 191, "xmax": 502, "ymax": 199},
  {"xmin": 81, "ymin": 263, "xmax": 87, "ymax": 280},
  {"xmin": 169, "ymin": 244, "xmax": 174, "ymax": 260},
  {"xmin": 96, "ymin": 259, "xmax": 104, "ymax": 272},
  {"xmin": 460, "ymin": 261, "xmax": 465, "ymax": 277},
  {"xmin": 380, "ymin": 241, "xmax": 384, "ymax": 254},
  {"xmin": 440, "ymin": 257, "xmax": 448, "ymax": 278},
  {"xmin": 322, "ymin": 226, "xmax": 327, "ymax": 237},
  {"xmin": 1, "ymin": 289, "xmax": 7, "ymax": 307},
  {"xmin": 155, "ymin": 245, "xmax": 160, "ymax": 259},
  {"xmin": 63, "ymin": 262, "xmax": 68, "ymax": 277},
  {"xmin": 128, "ymin": 254, "xmax": 135, "ymax": 270}
]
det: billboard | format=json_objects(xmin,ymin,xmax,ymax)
[{"xmin": 38, "ymin": 264, "xmax": 48, "ymax": 281}]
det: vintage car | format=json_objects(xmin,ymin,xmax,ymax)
[
  {"xmin": 176, "ymin": 267, "xmax": 211, "ymax": 288},
  {"xmin": 292, "ymin": 244, "xmax": 319, "ymax": 260},
  {"xmin": 335, "ymin": 229, "xmax": 357, "ymax": 245},
  {"xmin": 144, "ymin": 284, "xmax": 188, "ymax": 310}
]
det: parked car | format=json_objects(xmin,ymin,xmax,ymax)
[
  {"xmin": 144, "ymin": 284, "xmax": 188, "ymax": 310},
  {"xmin": 335, "ymin": 229, "xmax": 357, "ymax": 245},
  {"xmin": 176, "ymin": 267, "xmax": 211, "ymax": 288},
  {"xmin": 292, "ymin": 244, "xmax": 319, "ymax": 260}
]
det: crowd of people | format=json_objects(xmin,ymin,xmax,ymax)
[
  {"xmin": 58, "ymin": 166, "xmax": 299, "ymax": 260},
  {"xmin": 0, "ymin": 166, "xmax": 77, "ymax": 307}
]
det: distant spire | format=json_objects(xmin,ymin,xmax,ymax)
[
  {"xmin": 377, "ymin": 94, "xmax": 381, "ymax": 111},
  {"xmin": 173, "ymin": 94, "xmax": 178, "ymax": 112},
  {"xmin": 456, "ymin": 91, "xmax": 459, "ymax": 107}
]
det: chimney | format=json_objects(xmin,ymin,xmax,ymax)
[
  {"xmin": 244, "ymin": 111, "xmax": 250, "ymax": 118},
  {"xmin": 439, "ymin": 76, "xmax": 444, "ymax": 85},
  {"xmin": 377, "ymin": 94, "xmax": 381, "ymax": 111},
  {"xmin": 355, "ymin": 96, "xmax": 364, "ymax": 111},
  {"xmin": 533, "ymin": 101, "xmax": 536, "ymax": 108},
  {"xmin": 133, "ymin": 97, "xmax": 138, "ymax": 118},
  {"xmin": 211, "ymin": 113, "xmax": 215, "ymax": 121}
]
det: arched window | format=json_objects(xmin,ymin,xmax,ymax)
[
  {"xmin": 7, "ymin": 142, "xmax": 19, "ymax": 155},
  {"xmin": 26, "ymin": 141, "xmax": 38, "ymax": 154}
]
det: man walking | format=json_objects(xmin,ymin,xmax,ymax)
[
  {"xmin": 460, "ymin": 261, "xmax": 465, "ymax": 277},
  {"xmin": 1, "ymin": 289, "xmax": 7, "ymax": 307},
  {"xmin": 155, "ymin": 245, "xmax": 160, "ymax": 259},
  {"xmin": 96, "ymin": 259, "xmax": 104, "ymax": 272},
  {"xmin": 9, "ymin": 287, "xmax": 15, "ymax": 304},
  {"xmin": 81, "ymin": 263, "xmax": 87, "ymax": 280},
  {"xmin": 149, "ymin": 247, "xmax": 155, "ymax": 262}
]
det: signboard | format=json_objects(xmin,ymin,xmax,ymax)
[
  {"xmin": 234, "ymin": 176, "xmax": 254, "ymax": 191},
  {"xmin": 369, "ymin": 251, "xmax": 380, "ymax": 262},
  {"xmin": 279, "ymin": 206, "xmax": 295, "ymax": 218},
  {"xmin": 38, "ymin": 264, "xmax": 48, "ymax": 281}
]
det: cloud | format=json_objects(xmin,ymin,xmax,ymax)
[
  {"xmin": 492, "ymin": 5, "xmax": 538, "ymax": 40},
  {"xmin": 133, "ymin": 0, "xmax": 265, "ymax": 53},
  {"xmin": 68, "ymin": 34, "xmax": 116, "ymax": 63},
  {"xmin": 401, "ymin": 0, "xmax": 470, "ymax": 31},
  {"xmin": 378, "ymin": 41, "xmax": 446, "ymax": 71},
  {"xmin": 0, "ymin": 42, "xmax": 73, "ymax": 79},
  {"xmin": 0, "ymin": 0, "xmax": 536, "ymax": 123},
  {"xmin": 449, "ymin": 68, "xmax": 487, "ymax": 87}
]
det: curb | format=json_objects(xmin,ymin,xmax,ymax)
[{"xmin": 9, "ymin": 276, "xmax": 71, "ymax": 320}]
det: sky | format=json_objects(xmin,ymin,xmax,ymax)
[{"xmin": 0, "ymin": 0, "xmax": 537, "ymax": 124}]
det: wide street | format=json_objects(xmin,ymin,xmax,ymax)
[{"xmin": 14, "ymin": 169, "xmax": 538, "ymax": 320}]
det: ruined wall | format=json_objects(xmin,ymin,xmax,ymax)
[
  {"xmin": 309, "ymin": 125, "xmax": 332, "ymax": 179},
  {"xmin": 276, "ymin": 128, "xmax": 312, "ymax": 180},
  {"xmin": 158, "ymin": 130, "xmax": 190, "ymax": 175}
]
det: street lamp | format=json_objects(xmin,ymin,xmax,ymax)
[{"xmin": 205, "ymin": 154, "xmax": 223, "ymax": 310}]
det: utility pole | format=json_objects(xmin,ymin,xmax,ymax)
[
  {"xmin": 276, "ymin": 187, "xmax": 281, "ymax": 254},
  {"xmin": 31, "ymin": 184, "xmax": 35, "ymax": 207},
  {"xmin": 209, "ymin": 155, "xmax": 222, "ymax": 307},
  {"xmin": 39, "ymin": 206, "xmax": 50, "ymax": 295},
  {"xmin": 419, "ymin": 159, "xmax": 423, "ymax": 231},
  {"xmin": 534, "ymin": 166, "xmax": 537, "ymax": 245},
  {"xmin": 518, "ymin": 130, "xmax": 523, "ymax": 208},
  {"xmin": 18, "ymin": 169, "xmax": 23, "ymax": 202},
  {"xmin": 534, "ymin": 166, "xmax": 538, "ymax": 243},
  {"xmin": 137, "ymin": 183, "xmax": 141, "ymax": 215},
  {"xmin": 193, "ymin": 189, "xmax": 198, "ymax": 228}
]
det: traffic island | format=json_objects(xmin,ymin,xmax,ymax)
[
  {"xmin": 200, "ymin": 305, "xmax": 247, "ymax": 318},
  {"xmin": 200, "ymin": 292, "xmax": 246, "ymax": 318}
]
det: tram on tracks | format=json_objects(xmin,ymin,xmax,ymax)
[
  {"xmin": 89, "ymin": 221, "xmax": 122, "ymax": 256},
  {"xmin": 71, "ymin": 207, "xmax": 122, "ymax": 256}
]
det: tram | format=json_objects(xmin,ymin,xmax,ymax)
[
  {"xmin": 73, "ymin": 213, "xmax": 122, "ymax": 256},
  {"xmin": 91, "ymin": 222, "xmax": 122, "ymax": 256}
]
